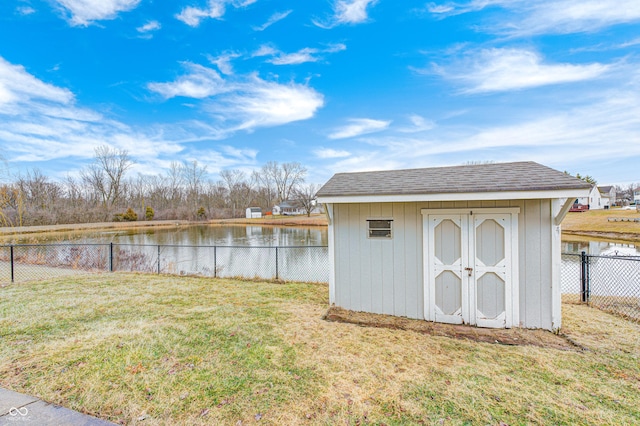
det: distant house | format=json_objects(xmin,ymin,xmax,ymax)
[
  {"xmin": 317, "ymin": 161, "xmax": 591, "ymax": 331},
  {"xmin": 598, "ymin": 186, "xmax": 616, "ymax": 208},
  {"xmin": 575, "ymin": 185, "xmax": 603, "ymax": 210},
  {"xmin": 245, "ymin": 207, "xmax": 262, "ymax": 219},
  {"xmin": 634, "ymin": 188, "xmax": 640, "ymax": 204},
  {"xmin": 272, "ymin": 201, "xmax": 303, "ymax": 216}
]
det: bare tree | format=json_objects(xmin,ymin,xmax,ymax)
[
  {"xmin": 261, "ymin": 161, "xmax": 307, "ymax": 203},
  {"xmin": 220, "ymin": 169, "xmax": 254, "ymax": 217},
  {"xmin": 181, "ymin": 160, "xmax": 208, "ymax": 219},
  {"xmin": 293, "ymin": 183, "xmax": 320, "ymax": 217},
  {"xmin": 81, "ymin": 146, "xmax": 133, "ymax": 219}
]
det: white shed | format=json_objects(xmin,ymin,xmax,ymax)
[
  {"xmin": 245, "ymin": 207, "xmax": 262, "ymax": 219},
  {"xmin": 317, "ymin": 161, "xmax": 591, "ymax": 331}
]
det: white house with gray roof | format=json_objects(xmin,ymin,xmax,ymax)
[{"xmin": 317, "ymin": 161, "xmax": 591, "ymax": 331}]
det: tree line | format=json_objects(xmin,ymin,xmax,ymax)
[{"xmin": 0, "ymin": 146, "xmax": 320, "ymax": 227}]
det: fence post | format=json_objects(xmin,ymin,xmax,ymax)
[
  {"xmin": 214, "ymin": 246, "xmax": 217, "ymax": 278},
  {"xmin": 109, "ymin": 243, "xmax": 114, "ymax": 272},
  {"xmin": 580, "ymin": 251, "xmax": 590, "ymax": 303},
  {"xmin": 157, "ymin": 245, "xmax": 161, "ymax": 274},
  {"xmin": 10, "ymin": 245, "xmax": 14, "ymax": 283},
  {"xmin": 275, "ymin": 246, "xmax": 279, "ymax": 280}
]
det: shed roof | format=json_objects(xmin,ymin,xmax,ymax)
[{"xmin": 317, "ymin": 161, "xmax": 591, "ymax": 202}]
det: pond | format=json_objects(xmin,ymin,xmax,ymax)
[
  {"xmin": 1, "ymin": 225, "xmax": 329, "ymax": 283},
  {"xmin": 9, "ymin": 224, "xmax": 328, "ymax": 247},
  {"xmin": 562, "ymin": 239, "xmax": 639, "ymax": 257}
]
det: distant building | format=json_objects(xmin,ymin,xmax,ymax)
[
  {"xmin": 272, "ymin": 201, "xmax": 303, "ymax": 216},
  {"xmin": 634, "ymin": 188, "xmax": 640, "ymax": 204},
  {"xmin": 576, "ymin": 185, "xmax": 603, "ymax": 210},
  {"xmin": 597, "ymin": 186, "xmax": 616, "ymax": 208},
  {"xmin": 245, "ymin": 207, "xmax": 262, "ymax": 219}
]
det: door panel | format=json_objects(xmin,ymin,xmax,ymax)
[
  {"xmin": 428, "ymin": 215, "xmax": 467, "ymax": 324},
  {"xmin": 474, "ymin": 214, "xmax": 511, "ymax": 328}
]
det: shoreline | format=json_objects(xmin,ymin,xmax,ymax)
[
  {"xmin": 2, "ymin": 216, "xmax": 639, "ymax": 245},
  {"xmin": 0, "ymin": 215, "xmax": 329, "ymax": 238}
]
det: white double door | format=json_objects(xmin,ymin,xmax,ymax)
[{"xmin": 423, "ymin": 209, "xmax": 518, "ymax": 328}]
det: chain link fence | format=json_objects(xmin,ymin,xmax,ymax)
[
  {"xmin": 562, "ymin": 252, "xmax": 640, "ymax": 322},
  {"xmin": 3, "ymin": 243, "xmax": 637, "ymax": 322},
  {"xmin": 0, "ymin": 243, "xmax": 329, "ymax": 284}
]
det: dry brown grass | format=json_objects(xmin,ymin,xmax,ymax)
[
  {"xmin": 1, "ymin": 274, "xmax": 639, "ymax": 425},
  {"xmin": 562, "ymin": 208, "xmax": 640, "ymax": 242}
]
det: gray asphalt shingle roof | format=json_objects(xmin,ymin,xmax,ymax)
[{"xmin": 317, "ymin": 161, "xmax": 592, "ymax": 198}]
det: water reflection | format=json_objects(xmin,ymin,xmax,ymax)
[
  {"xmin": 562, "ymin": 240, "xmax": 639, "ymax": 256},
  {"xmin": 14, "ymin": 225, "xmax": 328, "ymax": 247}
]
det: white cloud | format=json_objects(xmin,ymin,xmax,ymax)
[
  {"xmin": 252, "ymin": 45, "xmax": 279, "ymax": 57},
  {"xmin": 176, "ymin": 0, "xmax": 257, "ymax": 27},
  {"xmin": 329, "ymin": 118, "xmax": 391, "ymax": 139},
  {"xmin": 314, "ymin": 0, "xmax": 378, "ymax": 28},
  {"xmin": 17, "ymin": 6, "xmax": 36, "ymax": 15},
  {"xmin": 334, "ymin": 0, "xmax": 377, "ymax": 24},
  {"xmin": 269, "ymin": 48, "xmax": 319, "ymax": 65},
  {"xmin": 175, "ymin": 1, "xmax": 225, "ymax": 27},
  {"xmin": 0, "ymin": 56, "xmax": 264, "ymax": 176},
  {"xmin": 147, "ymin": 63, "xmax": 229, "ymax": 99},
  {"xmin": 0, "ymin": 57, "xmax": 74, "ymax": 105},
  {"xmin": 427, "ymin": 0, "xmax": 640, "ymax": 36},
  {"xmin": 55, "ymin": 0, "xmax": 140, "ymax": 26},
  {"xmin": 253, "ymin": 10, "xmax": 292, "ymax": 31},
  {"xmin": 212, "ymin": 76, "xmax": 324, "ymax": 130},
  {"xmin": 255, "ymin": 43, "xmax": 346, "ymax": 66},
  {"xmin": 207, "ymin": 52, "xmax": 241, "ymax": 75},
  {"xmin": 314, "ymin": 148, "xmax": 351, "ymax": 159},
  {"xmin": 398, "ymin": 114, "xmax": 436, "ymax": 133},
  {"xmin": 434, "ymin": 48, "xmax": 610, "ymax": 93},
  {"xmin": 137, "ymin": 20, "xmax": 161, "ymax": 33},
  {"xmin": 148, "ymin": 63, "xmax": 324, "ymax": 133}
]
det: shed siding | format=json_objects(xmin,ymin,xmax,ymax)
[{"xmin": 332, "ymin": 199, "xmax": 552, "ymax": 328}]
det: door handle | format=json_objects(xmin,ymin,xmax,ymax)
[{"xmin": 464, "ymin": 267, "xmax": 473, "ymax": 276}]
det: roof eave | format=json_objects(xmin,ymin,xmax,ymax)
[{"xmin": 317, "ymin": 188, "xmax": 592, "ymax": 204}]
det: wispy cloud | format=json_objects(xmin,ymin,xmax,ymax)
[
  {"xmin": 176, "ymin": 0, "xmax": 257, "ymax": 27},
  {"xmin": 314, "ymin": 0, "xmax": 378, "ymax": 29},
  {"xmin": 398, "ymin": 114, "xmax": 436, "ymax": 133},
  {"xmin": 16, "ymin": 6, "xmax": 36, "ymax": 15},
  {"xmin": 427, "ymin": 0, "xmax": 640, "ymax": 36},
  {"xmin": 254, "ymin": 43, "xmax": 346, "ymax": 65},
  {"xmin": 54, "ymin": 0, "xmax": 141, "ymax": 26},
  {"xmin": 148, "ymin": 63, "xmax": 324, "ymax": 133},
  {"xmin": 207, "ymin": 52, "xmax": 241, "ymax": 75},
  {"xmin": 253, "ymin": 10, "xmax": 292, "ymax": 31},
  {"xmin": 0, "ymin": 57, "xmax": 74, "ymax": 105},
  {"xmin": 148, "ymin": 63, "xmax": 228, "ymax": 99},
  {"xmin": 328, "ymin": 118, "xmax": 391, "ymax": 139},
  {"xmin": 0, "ymin": 56, "xmax": 262, "ymax": 176},
  {"xmin": 0, "ymin": 56, "xmax": 182, "ymax": 164},
  {"xmin": 175, "ymin": 1, "xmax": 225, "ymax": 27},
  {"xmin": 431, "ymin": 48, "xmax": 610, "ymax": 93},
  {"xmin": 137, "ymin": 20, "xmax": 161, "ymax": 34},
  {"xmin": 314, "ymin": 148, "xmax": 351, "ymax": 159}
]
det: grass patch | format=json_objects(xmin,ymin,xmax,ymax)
[
  {"xmin": 2, "ymin": 274, "xmax": 640, "ymax": 425},
  {"xmin": 562, "ymin": 209, "xmax": 640, "ymax": 241}
]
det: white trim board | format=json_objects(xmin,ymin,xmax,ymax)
[{"xmin": 318, "ymin": 189, "xmax": 590, "ymax": 204}]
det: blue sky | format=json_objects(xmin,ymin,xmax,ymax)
[{"xmin": 0, "ymin": 0, "xmax": 639, "ymax": 186}]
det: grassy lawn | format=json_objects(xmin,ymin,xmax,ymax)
[
  {"xmin": 1, "ymin": 275, "xmax": 639, "ymax": 425},
  {"xmin": 562, "ymin": 208, "xmax": 640, "ymax": 241}
]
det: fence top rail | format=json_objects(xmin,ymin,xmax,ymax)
[
  {"xmin": 0, "ymin": 243, "xmax": 111, "ymax": 248},
  {"xmin": 0, "ymin": 243, "xmax": 328, "ymax": 249},
  {"xmin": 562, "ymin": 251, "xmax": 640, "ymax": 261}
]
